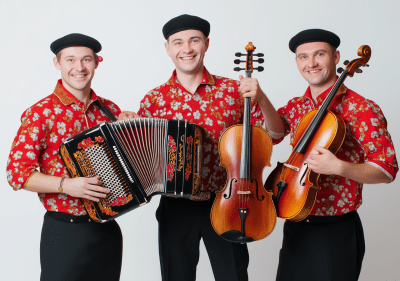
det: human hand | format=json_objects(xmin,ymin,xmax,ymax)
[
  {"xmin": 307, "ymin": 146, "xmax": 343, "ymax": 176},
  {"xmin": 239, "ymin": 75, "xmax": 266, "ymax": 105},
  {"xmin": 118, "ymin": 111, "xmax": 140, "ymax": 121},
  {"xmin": 63, "ymin": 176, "xmax": 110, "ymax": 202}
]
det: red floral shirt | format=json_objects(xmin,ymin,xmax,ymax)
[
  {"xmin": 137, "ymin": 68, "xmax": 267, "ymax": 192},
  {"xmin": 274, "ymin": 83, "xmax": 398, "ymax": 216},
  {"xmin": 6, "ymin": 80, "xmax": 121, "ymax": 215}
]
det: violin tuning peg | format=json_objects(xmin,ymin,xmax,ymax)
[
  {"xmin": 234, "ymin": 67, "xmax": 245, "ymax": 71},
  {"xmin": 253, "ymin": 53, "xmax": 264, "ymax": 57},
  {"xmin": 256, "ymin": 58, "xmax": 264, "ymax": 63},
  {"xmin": 256, "ymin": 66, "xmax": 264, "ymax": 72},
  {"xmin": 355, "ymin": 69, "xmax": 362, "ymax": 73},
  {"xmin": 343, "ymin": 60, "xmax": 349, "ymax": 65},
  {"xmin": 359, "ymin": 63, "xmax": 369, "ymax": 67},
  {"xmin": 234, "ymin": 59, "xmax": 241, "ymax": 64},
  {"xmin": 235, "ymin": 52, "xmax": 244, "ymax": 57},
  {"xmin": 337, "ymin": 67, "xmax": 344, "ymax": 73}
]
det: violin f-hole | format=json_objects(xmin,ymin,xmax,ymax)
[
  {"xmin": 224, "ymin": 178, "xmax": 237, "ymax": 199},
  {"xmin": 300, "ymin": 163, "xmax": 309, "ymax": 186},
  {"xmin": 252, "ymin": 179, "xmax": 264, "ymax": 201}
]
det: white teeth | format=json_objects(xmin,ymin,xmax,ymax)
[
  {"xmin": 73, "ymin": 75, "xmax": 85, "ymax": 78},
  {"xmin": 181, "ymin": 56, "xmax": 195, "ymax": 60},
  {"xmin": 308, "ymin": 70, "xmax": 320, "ymax": 73}
]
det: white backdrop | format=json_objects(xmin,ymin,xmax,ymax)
[{"xmin": 1, "ymin": 0, "xmax": 399, "ymax": 280}]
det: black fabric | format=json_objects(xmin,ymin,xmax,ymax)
[
  {"xmin": 162, "ymin": 14, "xmax": 210, "ymax": 39},
  {"xmin": 50, "ymin": 33, "xmax": 102, "ymax": 55},
  {"xmin": 95, "ymin": 99, "xmax": 118, "ymax": 122},
  {"xmin": 40, "ymin": 212, "xmax": 123, "ymax": 281},
  {"xmin": 156, "ymin": 195, "xmax": 249, "ymax": 281},
  {"xmin": 47, "ymin": 210, "xmax": 92, "ymax": 223},
  {"xmin": 289, "ymin": 29, "xmax": 340, "ymax": 53},
  {"xmin": 276, "ymin": 211, "xmax": 365, "ymax": 281}
]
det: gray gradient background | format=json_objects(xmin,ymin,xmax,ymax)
[{"xmin": 1, "ymin": 0, "xmax": 399, "ymax": 280}]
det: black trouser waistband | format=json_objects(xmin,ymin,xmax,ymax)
[
  {"xmin": 301, "ymin": 211, "xmax": 357, "ymax": 223},
  {"xmin": 46, "ymin": 211, "xmax": 93, "ymax": 223}
]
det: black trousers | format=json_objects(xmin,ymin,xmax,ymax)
[
  {"xmin": 40, "ymin": 212, "xmax": 123, "ymax": 281},
  {"xmin": 276, "ymin": 211, "xmax": 365, "ymax": 281},
  {"xmin": 156, "ymin": 195, "xmax": 249, "ymax": 281}
]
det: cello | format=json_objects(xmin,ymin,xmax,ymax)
[
  {"xmin": 264, "ymin": 45, "xmax": 371, "ymax": 221},
  {"xmin": 211, "ymin": 42, "xmax": 276, "ymax": 243}
]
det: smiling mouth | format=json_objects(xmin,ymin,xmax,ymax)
[
  {"xmin": 180, "ymin": 55, "xmax": 196, "ymax": 61},
  {"xmin": 307, "ymin": 69, "xmax": 321, "ymax": 74},
  {"xmin": 71, "ymin": 74, "xmax": 88, "ymax": 78}
]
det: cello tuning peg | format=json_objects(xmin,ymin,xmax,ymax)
[
  {"xmin": 337, "ymin": 67, "xmax": 344, "ymax": 73},
  {"xmin": 234, "ymin": 59, "xmax": 245, "ymax": 64},
  {"xmin": 234, "ymin": 67, "xmax": 245, "ymax": 71},
  {"xmin": 343, "ymin": 60, "xmax": 349, "ymax": 65},
  {"xmin": 256, "ymin": 66, "xmax": 264, "ymax": 72},
  {"xmin": 255, "ymin": 58, "xmax": 264, "ymax": 63},
  {"xmin": 359, "ymin": 63, "xmax": 369, "ymax": 67},
  {"xmin": 355, "ymin": 69, "xmax": 362, "ymax": 73},
  {"xmin": 253, "ymin": 53, "xmax": 264, "ymax": 57},
  {"xmin": 235, "ymin": 52, "xmax": 245, "ymax": 57}
]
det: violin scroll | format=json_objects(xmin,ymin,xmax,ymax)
[{"xmin": 344, "ymin": 45, "xmax": 371, "ymax": 77}]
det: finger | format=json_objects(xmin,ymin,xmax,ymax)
[
  {"xmin": 87, "ymin": 176, "xmax": 103, "ymax": 185},
  {"xmin": 83, "ymin": 194, "xmax": 101, "ymax": 202},
  {"xmin": 132, "ymin": 112, "xmax": 140, "ymax": 118},
  {"xmin": 85, "ymin": 190, "xmax": 108, "ymax": 199},
  {"xmin": 313, "ymin": 146, "xmax": 328, "ymax": 154},
  {"xmin": 239, "ymin": 75, "xmax": 244, "ymax": 81},
  {"xmin": 88, "ymin": 184, "xmax": 110, "ymax": 194}
]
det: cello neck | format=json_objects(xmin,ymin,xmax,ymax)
[{"xmin": 240, "ymin": 71, "xmax": 252, "ymax": 179}]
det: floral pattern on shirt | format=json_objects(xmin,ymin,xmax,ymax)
[
  {"xmin": 6, "ymin": 80, "xmax": 121, "ymax": 215},
  {"xmin": 138, "ymin": 68, "xmax": 266, "ymax": 192},
  {"xmin": 274, "ymin": 83, "xmax": 398, "ymax": 216}
]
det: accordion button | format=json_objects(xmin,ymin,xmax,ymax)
[{"xmin": 70, "ymin": 219, "xmax": 73, "ymax": 223}]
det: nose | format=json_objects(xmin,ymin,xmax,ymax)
[
  {"xmin": 182, "ymin": 42, "xmax": 193, "ymax": 53},
  {"xmin": 307, "ymin": 56, "xmax": 318, "ymax": 68},
  {"xmin": 74, "ymin": 60, "xmax": 86, "ymax": 71}
]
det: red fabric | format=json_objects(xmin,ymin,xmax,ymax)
[
  {"xmin": 6, "ymin": 80, "xmax": 121, "ymax": 215},
  {"xmin": 137, "ymin": 68, "xmax": 267, "ymax": 191},
  {"xmin": 275, "ymin": 83, "xmax": 398, "ymax": 216}
]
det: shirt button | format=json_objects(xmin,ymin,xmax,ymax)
[
  {"xmin": 306, "ymin": 219, "xmax": 310, "ymax": 222},
  {"xmin": 70, "ymin": 219, "xmax": 73, "ymax": 223},
  {"xmin": 88, "ymin": 219, "xmax": 91, "ymax": 222}
]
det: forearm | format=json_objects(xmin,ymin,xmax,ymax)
[
  {"xmin": 258, "ymin": 93, "xmax": 285, "ymax": 134},
  {"xmin": 338, "ymin": 161, "xmax": 392, "ymax": 184},
  {"xmin": 24, "ymin": 172, "xmax": 64, "ymax": 193}
]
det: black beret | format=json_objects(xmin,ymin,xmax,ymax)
[
  {"xmin": 162, "ymin": 14, "xmax": 210, "ymax": 40},
  {"xmin": 50, "ymin": 33, "xmax": 102, "ymax": 55},
  {"xmin": 289, "ymin": 29, "xmax": 340, "ymax": 53}
]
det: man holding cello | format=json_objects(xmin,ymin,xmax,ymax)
[{"xmin": 263, "ymin": 29, "xmax": 398, "ymax": 280}]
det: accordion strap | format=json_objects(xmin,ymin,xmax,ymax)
[{"xmin": 94, "ymin": 99, "xmax": 117, "ymax": 122}]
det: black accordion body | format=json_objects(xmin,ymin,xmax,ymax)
[{"xmin": 59, "ymin": 118, "xmax": 203, "ymax": 222}]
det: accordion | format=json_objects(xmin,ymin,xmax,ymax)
[{"xmin": 59, "ymin": 118, "xmax": 203, "ymax": 222}]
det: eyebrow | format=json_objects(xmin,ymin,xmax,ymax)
[
  {"xmin": 297, "ymin": 49, "xmax": 328, "ymax": 57},
  {"xmin": 63, "ymin": 55, "xmax": 93, "ymax": 59},
  {"xmin": 171, "ymin": 36, "xmax": 202, "ymax": 43}
]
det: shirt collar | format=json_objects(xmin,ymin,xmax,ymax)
[
  {"xmin": 303, "ymin": 77, "xmax": 347, "ymax": 106},
  {"xmin": 167, "ymin": 67, "xmax": 216, "ymax": 88},
  {"xmin": 53, "ymin": 79, "xmax": 98, "ymax": 106}
]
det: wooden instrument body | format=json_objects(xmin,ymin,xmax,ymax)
[
  {"xmin": 211, "ymin": 125, "xmax": 276, "ymax": 241},
  {"xmin": 265, "ymin": 109, "xmax": 346, "ymax": 221}
]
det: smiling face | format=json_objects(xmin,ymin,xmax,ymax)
[
  {"xmin": 295, "ymin": 42, "xmax": 340, "ymax": 91},
  {"xmin": 165, "ymin": 29, "xmax": 209, "ymax": 75},
  {"xmin": 53, "ymin": 46, "xmax": 98, "ymax": 95}
]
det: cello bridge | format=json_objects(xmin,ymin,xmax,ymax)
[
  {"xmin": 284, "ymin": 163, "xmax": 300, "ymax": 171},
  {"xmin": 237, "ymin": 191, "xmax": 252, "ymax": 195}
]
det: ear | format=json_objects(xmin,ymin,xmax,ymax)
[
  {"xmin": 205, "ymin": 38, "xmax": 210, "ymax": 52},
  {"xmin": 95, "ymin": 60, "xmax": 99, "ymax": 69},
  {"xmin": 53, "ymin": 57, "xmax": 61, "ymax": 70},
  {"xmin": 334, "ymin": 50, "xmax": 340, "ymax": 65},
  {"xmin": 165, "ymin": 41, "xmax": 171, "ymax": 58}
]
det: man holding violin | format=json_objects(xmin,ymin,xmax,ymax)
[
  {"xmin": 119, "ymin": 14, "xmax": 283, "ymax": 281},
  {"xmin": 264, "ymin": 29, "xmax": 398, "ymax": 281}
]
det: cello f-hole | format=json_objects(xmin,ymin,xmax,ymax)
[
  {"xmin": 300, "ymin": 163, "xmax": 309, "ymax": 186},
  {"xmin": 252, "ymin": 179, "xmax": 264, "ymax": 201},
  {"xmin": 224, "ymin": 178, "xmax": 237, "ymax": 199}
]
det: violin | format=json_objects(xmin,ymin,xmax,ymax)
[
  {"xmin": 264, "ymin": 45, "xmax": 371, "ymax": 221},
  {"xmin": 211, "ymin": 42, "xmax": 276, "ymax": 243}
]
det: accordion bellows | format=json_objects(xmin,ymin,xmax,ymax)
[{"xmin": 59, "ymin": 118, "xmax": 203, "ymax": 222}]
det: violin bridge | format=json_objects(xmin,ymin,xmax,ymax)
[
  {"xmin": 237, "ymin": 191, "xmax": 252, "ymax": 195},
  {"xmin": 284, "ymin": 163, "xmax": 300, "ymax": 171}
]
